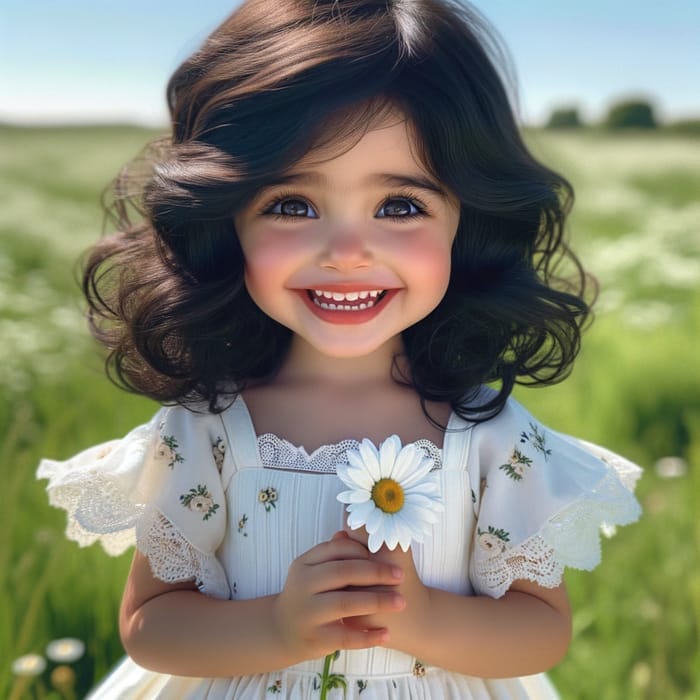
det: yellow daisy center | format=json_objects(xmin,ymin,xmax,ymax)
[{"xmin": 371, "ymin": 478, "xmax": 405, "ymax": 514}]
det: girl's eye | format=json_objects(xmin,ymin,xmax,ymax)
[
  {"xmin": 265, "ymin": 197, "xmax": 318, "ymax": 219},
  {"xmin": 376, "ymin": 197, "xmax": 423, "ymax": 219}
]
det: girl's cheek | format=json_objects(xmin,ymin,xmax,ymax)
[{"xmin": 391, "ymin": 227, "xmax": 454, "ymax": 269}]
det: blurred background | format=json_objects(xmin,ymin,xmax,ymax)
[{"xmin": 1, "ymin": 1, "xmax": 699, "ymax": 698}]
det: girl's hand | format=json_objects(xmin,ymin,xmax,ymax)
[
  {"xmin": 341, "ymin": 525, "xmax": 432, "ymax": 645},
  {"xmin": 272, "ymin": 532, "xmax": 406, "ymax": 662}
]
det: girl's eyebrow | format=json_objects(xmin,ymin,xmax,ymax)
[
  {"xmin": 377, "ymin": 174, "xmax": 450, "ymax": 198},
  {"xmin": 261, "ymin": 171, "xmax": 450, "ymax": 198}
]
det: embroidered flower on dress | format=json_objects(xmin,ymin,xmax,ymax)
[
  {"xmin": 237, "ymin": 513, "xmax": 249, "ymax": 536},
  {"xmin": 520, "ymin": 422, "xmax": 552, "ymax": 459},
  {"xmin": 212, "ymin": 437, "xmax": 226, "ymax": 471},
  {"xmin": 179, "ymin": 484, "xmax": 220, "ymax": 520},
  {"xmin": 267, "ymin": 679, "xmax": 282, "ymax": 694},
  {"xmin": 357, "ymin": 680, "xmax": 369, "ymax": 693},
  {"xmin": 258, "ymin": 487, "xmax": 278, "ymax": 512},
  {"xmin": 477, "ymin": 526, "xmax": 511, "ymax": 558},
  {"xmin": 413, "ymin": 660, "xmax": 427, "ymax": 677},
  {"xmin": 499, "ymin": 448, "xmax": 533, "ymax": 481},
  {"xmin": 156, "ymin": 435, "xmax": 184, "ymax": 469},
  {"xmin": 336, "ymin": 435, "xmax": 443, "ymax": 553}
]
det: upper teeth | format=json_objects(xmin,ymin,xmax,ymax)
[{"xmin": 313, "ymin": 290, "xmax": 383, "ymax": 301}]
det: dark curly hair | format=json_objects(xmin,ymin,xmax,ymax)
[{"xmin": 84, "ymin": 0, "xmax": 593, "ymax": 423}]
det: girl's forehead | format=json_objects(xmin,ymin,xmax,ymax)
[{"xmin": 294, "ymin": 105, "xmax": 427, "ymax": 171}]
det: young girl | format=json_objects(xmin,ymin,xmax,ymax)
[{"xmin": 38, "ymin": 0, "xmax": 642, "ymax": 697}]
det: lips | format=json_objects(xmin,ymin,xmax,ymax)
[{"xmin": 297, "ymin": 287, "xmax": 397, "ymax": 324}]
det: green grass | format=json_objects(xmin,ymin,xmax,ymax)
[{"xmin": 1, "ymin": 125, "xmax": 698, "ymax": 699}]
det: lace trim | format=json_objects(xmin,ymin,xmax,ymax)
[
  {"xmin": 136, "ymin": 506, "xmax": 230, "ymax": 600},
  {"xmin": 43, "ymin": 471, "xmax": 143, "ymax": 556},
  {"xmin": 472, "ymin": 535, "xmax": 563, "ymax": 597},
  {"xmin": 472, "ymin": 467, "xmax": 642, "ymax": 597},
  {"xmin": 257, "ymin": 434, "xmax": 442, "ymax": 473}
]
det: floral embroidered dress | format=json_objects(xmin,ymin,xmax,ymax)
[{"xmin": 37, "ymin": 391, "xmax": 642, "ymax": 700}]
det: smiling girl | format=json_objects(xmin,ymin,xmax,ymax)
[{"xmin": 38, "ymin": 0, "xmax": 641, "ymax": 697}]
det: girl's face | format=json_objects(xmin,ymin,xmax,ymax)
[{"xmin": 234, "ymin": 115, "xmax": 460, "ymax": 362}]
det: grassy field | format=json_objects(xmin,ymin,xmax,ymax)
[{"xmin": 1, "ymin": 124, "xmax": 699, "ymax": 699}]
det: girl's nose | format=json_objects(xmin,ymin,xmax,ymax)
[{"xmin": 318, "ymin": 227, "xmax": 373, "ymax": 271}]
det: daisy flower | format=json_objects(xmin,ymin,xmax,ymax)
[
  {"xmin": 46, "ymin": 638, "xmax": 86, "ymax": 664},
  {"xmin": 336, "ymin": 435, "xmax": 443, "ymax": 553},
  {"xmin": 11, "ymin": 653, "xmax": 47, "ymax": 676}
]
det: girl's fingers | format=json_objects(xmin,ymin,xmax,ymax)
[
  {"xmin": 343, "ymin": 522, "xmax": 370, "ymax": 548},
  {"xmin": 324, "ymin": 622, "xmax": 390, "ymax": 651},
  {"xmin": 300, "ymin": 536, "xmax": 370, "ymax": 566},
  {"xmin": 309, "ymin": 558, "xmax": 403, "ymax": 593},
  {"xmin": 340, "ymin": 614, "xmax": 379, "ymax": 632},
  {"xmin": 309, "ymin": 588, "xmax": 405, "ymax": 626}
]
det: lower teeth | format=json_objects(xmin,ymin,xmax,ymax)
[{"xmin": 314, "ymin": 300, "xmax": 374, "ymax": 311}]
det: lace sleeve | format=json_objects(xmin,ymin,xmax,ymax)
[
  {"xmin": 468, "ymin": 399, "xmax": 642, "ymax": 598},
  {"xmin": 37, "ymin": 406, "xmax": 232, "ymax": 599},
  {"xmin": 37, "ymin": 418, "xmax": 157, "ymax": 555}
]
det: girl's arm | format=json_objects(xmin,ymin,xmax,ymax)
[
  {"xmin": 343, "ymin": 543, "xmax": 572, "ymax": 678},
  {"xmin": 119, "ymin": 534, "xmax": 405, "ymax": 677}
]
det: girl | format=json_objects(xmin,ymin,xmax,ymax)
[{"xmin": 38, "ymin": 0, "xmax": 642, "ymax": 697}]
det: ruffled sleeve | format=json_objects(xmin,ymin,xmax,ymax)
[
  {"xmin": 467, "ymin": 398, "xmax": 642, "ymax": 598},
  {"xmin": 37, "ymin": 406, "xmax": 232, "ymax": 599}
]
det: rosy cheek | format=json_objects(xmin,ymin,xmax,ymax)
[
  {"xmin": 396, "ymin": 228, "xmax": 452, "ymax": 273},
  {"xmin": 241, "ymin": 229, "xmax": 308, "ymax": 304}
]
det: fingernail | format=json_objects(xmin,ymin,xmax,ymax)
[{"xmin": 391, "ymin": 566, "xmax": 403, "ymax": 580}]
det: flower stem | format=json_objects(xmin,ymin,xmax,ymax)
[{"xmin": 319, "ymin": 652, "xmax": 334, "ymax": 700}]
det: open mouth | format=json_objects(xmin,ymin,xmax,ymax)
[{"xmin": 308, "ymin": 289, "xmax": 388, "ymax": 311}]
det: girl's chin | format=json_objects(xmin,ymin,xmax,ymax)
[{"xmin": 290, "ymin": 330, "xmax": 402, "ymax": 363}]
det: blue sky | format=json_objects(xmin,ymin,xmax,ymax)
[{"xmin": 2, "ymin": 0, "xmax": 698, "ymax": 126}]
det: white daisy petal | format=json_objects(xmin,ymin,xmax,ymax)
[
  {"xmin": 357, "ymin": 439, "xmax": 381, "ymax": 477},
  {"xmin": 383, "ymin": 516, "xmax": 399, "ymax": 551},
  {"xmin": 347, "ymin": 500, "xmax": 377, "ymax": 529},
  {"xmin": 392, "ymin": 511, "xmax": 414, "ymax": 551},
  {"xmin": 365, "ymin": 506, "xmax": 384, "ymax": 534},
  {"xmin": 345, "ymin": 449, "xmax": 366, "ymax": 472},
  {"xmin": 337, "ymin": 488, "xmax": 371, "ymax": 504},
  {"xmin": 389, "ymin": 444, "xmax": 419, "ymax": 482},
  {"xmin": 379, "ymin": 436, "xmax": 401, "ymax": 477},
  {"xmin": 402, "ymin": 493, "xmax": 439, "ymax": 511},
  {"xmin": 399, "ymin": 459, "xmax": 435, "ymax": 489},
  {"xmin": 405, "ymin": 481, "xmax": 441, "ymax": 499},
  {"xmin": 338, "ymin": 462, "xmax": 376, "ymax": 491},
  {"xmin": 368, "ymin": 529, "xmax": 384, "ymax": 553},
  {"xmin": 401, "ymin": 502, "xmax": 438, "ymax": 525}
]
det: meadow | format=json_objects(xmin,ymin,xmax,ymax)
[{"xmin": 1, "ymin": 124, "xmax": 699, "ymax": 699}]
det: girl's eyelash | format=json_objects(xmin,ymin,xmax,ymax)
[
  {"xmin": 379, "ymin": 190, "xmax": 429, "ymax": 221},
  {"xmin": 258, "ymin": 190, "xmax": 310, "ymax": 217},
  {"xmin": 257, "ymin": 189, "xmax": 430, "ymax": 220}
]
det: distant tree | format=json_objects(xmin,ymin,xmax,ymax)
[
  {"xmin": 605, "ymin": 99, "xmax": 657, "ymax": 129},
  {"xmin": 545, "ymin": 107, "xmax": 583, "ymax": 129}
]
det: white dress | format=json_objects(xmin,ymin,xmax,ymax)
[{"xmin": 37, "ymin": 392, "xmax": 642, "ymax": 699}]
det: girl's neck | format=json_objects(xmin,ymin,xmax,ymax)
[
  {"xmin": 242, "ymin": 335, "xmax": 451, "ymax": 450},
  {"xmin": 273, "ymin": 336, "xmax": 406, "ymax": 390}
]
